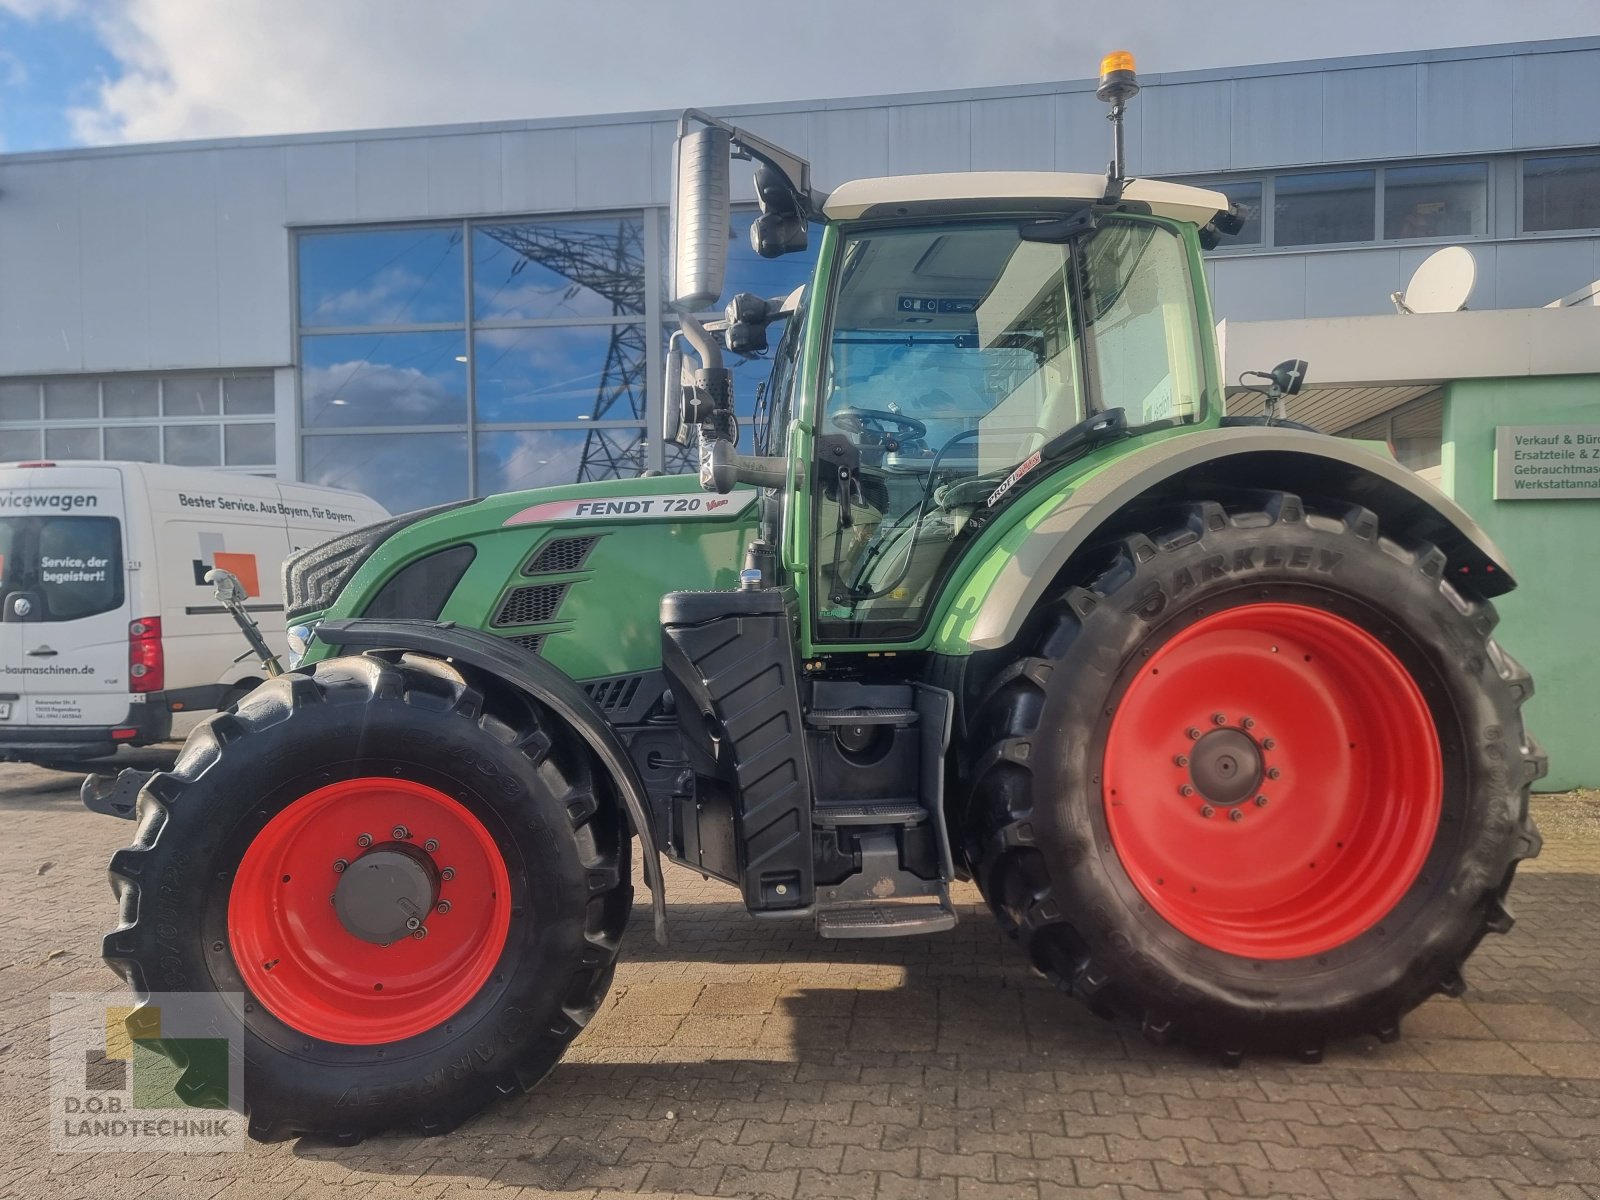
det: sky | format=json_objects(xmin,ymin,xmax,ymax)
[{"xmin": 0, "ymin": 0, "xmax": 1597, "ymax": 154}]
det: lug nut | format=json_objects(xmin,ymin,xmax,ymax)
[
  {"xmin": 356, "ymin": 833, "xmax": 373, "ymax": 848},
  {"xmin": 1229, "ymin": 809, "xmax": 1244, "ymax": 823},
  {"xmin": 1212, "ymin": 713, "xmax": 1227, "ymax": 725},
  {"xmin": 405, "ymin": 916, "xmax": 421, "ymax": 931},
  {"xmin": 1262, "ymin": 738, "xmax": 1276, "ymax": 750},
  {"xmin": 332, "ymin": 859, "xmax": 348, "ymax": 874},
  {"xmin": 440, "ymin": 867, "xmax": 456, "ymax": 881},
  {"xmin": 412, "ymin": 927, "xmax": 427, "ymax": 940},
  {"xmin": 1267, "ymin": 768, "xmax": 1281, "ymax": 780},
  {"xmin": 436, "ymin": 900, "xmax": 452, "ymax": 915},
  {"xmin": 1199, "ymin": 806, "xmax": 1215, "ymax": 818},
  {"xmin": 392, "ymin": 825, "xmax": 410, "ymax": 840},
  {"xmin": 424, "ymin": 839, "xmax": 439, "ymax": 853},
  {"xmin": 1255, "ymin": 795, "xmax": 1269, "ymax": 807},
  {"xmin": 1179, "ymin": 784, "xmax": 1195, "ymax": 796},
  {"xmin": 1173, "ymin": 754, "xmax": 1189, "ymax": 767},
  {"xmin": 1187, "ymin": 728, "xmax": 1202, "ymax": 741},
  {"xmin": 1241, "ymin": 717, "xmax": 1255, "ymax": 729}
]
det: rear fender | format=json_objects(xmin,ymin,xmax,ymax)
[
  {"xmin": 314, "ymin": 618, "xmax": 669, "ymax": 944},
  {"xmin": 946, "ymin": 427, "xmax": 1516, "ymax": 654}
]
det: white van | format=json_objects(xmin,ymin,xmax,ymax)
[{"xmin": 0, "ymin": 461, "xmax": 387, "ymax": 766}]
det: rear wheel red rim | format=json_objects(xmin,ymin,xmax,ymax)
[
  {"xmin": 229, "ymin": 777, "xmax": 512, "ymax": 1044},
  {"xmin": 1102, "ymin": 602, "xmax": 1441, "ymax": 960}
]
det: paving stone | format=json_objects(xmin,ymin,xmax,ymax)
[{"xmin": 3, "ymin": 765, "xmax": 1599, "ymax": 1200}]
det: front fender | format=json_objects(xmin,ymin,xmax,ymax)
[
  {"xmin": 314, "ymin": 618, "xmax": 669, "ymax": 944},
  {"xmin": 944, "ymin": 427, "xmax": 1515, "ymax": 654}
]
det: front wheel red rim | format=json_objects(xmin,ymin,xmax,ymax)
[
  {"xmin": 1102, "ymin": 602, "xmax": 1442, "ymax": 960},
  {"xmin": 229, "ymin": 777, "xmax": 513, "ymax": 1044}
]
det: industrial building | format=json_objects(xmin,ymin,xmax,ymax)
[{"xmin": 0, "ymin": 36, "xmax": 1596, "ymax": 510}]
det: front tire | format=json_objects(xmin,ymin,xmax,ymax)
[
  {"xmin": 103, "ymin": 652, "xmax": 631, "ymax": 1141},
  {"xmin": 965, "ymin": 494, "xmax": 1544, "ymax": 1059}
]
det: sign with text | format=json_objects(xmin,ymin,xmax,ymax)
[{"xmin": 1494, "ymin": 424, "xmax": 1600, "ymax": 499}]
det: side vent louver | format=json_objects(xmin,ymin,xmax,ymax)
[
  {"xmin": 524, "ymin": 535, "xmax": 600, "ymax": 575},
  {"xmin": 492, "ymin": 583, "xmax": 569, "ymax": 627},
  {"xmin": 584, "ymin": 674, "xmax": 643, "ymax": 714},
  {"xmin": 502, "ymin": 633, "xmax": 544, "ymax": 655}
]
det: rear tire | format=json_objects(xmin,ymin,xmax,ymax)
[
  {"xmin": 964, "ymin": 494, "xmax": 1544, "ymax": 1059},
  {"xmin": 103, "ymin": 652, "xmax": 631, "ymax": 1141}
]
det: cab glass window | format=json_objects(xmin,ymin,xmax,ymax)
[{"xmin": 812, "ymin": 217, "xmax": 1202, "ymax": 642}]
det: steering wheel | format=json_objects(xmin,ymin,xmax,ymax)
[{"xmin": 832, "ymin": 406, "xmax": 928, "ymax": 442}]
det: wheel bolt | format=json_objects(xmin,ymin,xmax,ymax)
[
  {"xmin": 441, "ymin": 867, "xmax": 456, "ymax": 881},
  {"xmin": 1187, "ymin": 728, "xmax": 1201, "ymax": 740},
  {"xmin": 1173, "ymin": 754, "xmax": 1189, "ymax": 767},
  {"xmin": 1241, "ymin": 717, "xmax": 1255, "ymax": 729},
  {"xmin": 424, "ymin": 839, "xmax": 439, "ymax": 853},
  {"xmin": 333, "ymin": 859, "xmax": 348, "ymax": 874},
  {"xmin": 356, "ymin": 833, "xmax": 372, "ymax": 848},
  {"xmin": 436, "ymin": 900, "xmax": 451, "ymax": 915},
  {"xmin": 404, "ymin": 916, "xmax": 421, "ymax": 931},
  {"xmin": 412, "ymin": 927, "xmax": 427, "ymax": 940},
  {"xmin": 392, "ymin": 825, "xmax": 410, "ymax": 840},
  {"xmin": 1212, "ymin": 713, "xmax": 1227, "ymax": 725},
  {"xmin": 1199, "ymin": 806, "xmax": 1215, "ymax": 818},
  {"xmin": 1179, "ymin": 784, "xmax": 1195, "ymax": 796},
  {"xmin": 1255, "ymin": 795, "xmax": 1269, "ymax": 807},
  {"xmin": 1262, "ymin": 738, "xmax": 1276, "ymax": 750},
  {"xmin": 1267, "ymin": 768, "xmax": 1281, "ymax": 780},
  {"xmin": 1229, "ymin": 809, "xmax": 1244, "ymax": 823}
]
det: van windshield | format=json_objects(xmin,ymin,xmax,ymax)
[{"xmin": 0, "ymin": 517, "xmax": 124, "ymax": 621}]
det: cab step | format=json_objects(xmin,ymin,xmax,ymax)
[
  {"xmin": 806, "ymin": 707, "xmax": 919, "ymax": 728},
  {"xmin": 816, "ymin": 900, "xmax": 957, "ymax": 939},
  {"xmin": 813, "ymin": 800, "xmax": 926, "ymax": 826}
]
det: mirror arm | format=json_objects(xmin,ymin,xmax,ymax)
[{"xmin": 678, "ymin": 108, "xmax": 816, "ymax": 219}]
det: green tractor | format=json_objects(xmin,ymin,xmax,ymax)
[{"xmin": 98, "ymin": 55, "xmax": 1543, "ymax": 1142}]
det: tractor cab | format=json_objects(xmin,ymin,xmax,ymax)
[{"xmin": 663, "ymin": 100, "xmax": 1237, "ymax": 647}]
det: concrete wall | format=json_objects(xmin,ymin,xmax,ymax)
[
  {"xmin": 1443, "ymin": 374, "xmax": 1600, "ymax": 790},
  {"xmin": 3, "ymin": 37, "xmax": 1600, "ymax": 378}
]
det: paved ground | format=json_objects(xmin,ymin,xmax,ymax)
[{"xmin": 1, "ymin": 757, "xmax": 1598, "ymax": 1200}]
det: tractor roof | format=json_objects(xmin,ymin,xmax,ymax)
[{"xmin": 821, "ymin": 172, "xmax": 1228, "ymax": 227}]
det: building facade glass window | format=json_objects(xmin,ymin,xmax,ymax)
[
  {"xmin": 298, "ymin": 209, "xmax": 816, "ymax": 512},
  {"xmin": 1274, "ymin": 169, "xmax": 1376, "ymax": 247},
  {"xmin": 0, "ymin": 373, "xmax": 275, "ymax": 471},
  {"xmin": 1384, "ymin": 163, "xmax": 1488, "ymax": 240},
  {"xmin": 1211, "ymin": 181, "xmax": 1263, "ymax": 247},
  {"xmin": 1522, "ymin": 152, "xmax": 1600, "ymax": 233}
]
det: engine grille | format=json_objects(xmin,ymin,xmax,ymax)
[
  {"xmin": 492, "ymin": 583, "xmax": 569, "ymax": 627},
  {"xmin": 523, "ymin": 535, "xmax": 600, "ymax": 575},
  {"xmin": 501, "ymin": 633, "xmax": 544, "ymax": 654}
]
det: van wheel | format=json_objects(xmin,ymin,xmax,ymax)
[
  {"xmin": 963, "ymin": 495, "xmax": 1544, "ymax": 1059},
  {"xmin": 102, "ymin": 652, "xmax": 631, "ymax": 1142}
]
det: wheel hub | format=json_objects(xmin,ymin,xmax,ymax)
[
  {"xmin": 1188, "ymin": 728, "xmax": 1263, "ymax": 807},
  {"xmin": 333, "ymin": 842, "xmax": 440, "ymax": 944}
]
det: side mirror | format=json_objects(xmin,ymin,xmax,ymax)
[
  {"xmin": 671, "ymin": 123, "xmax": 732, "ymax": 312},
  {"xmin": 1270, "ymin": 359, "xmax": 1308, "ymax": 397}
]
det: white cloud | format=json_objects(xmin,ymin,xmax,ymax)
[{"xmin": 35, "ymin": 0, "xmax": 1600, "ymax": 149}]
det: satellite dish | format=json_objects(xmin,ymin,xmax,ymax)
[{"xmin": 1392, "ymin": 246, "xmax": 1476, "ymax": 314}]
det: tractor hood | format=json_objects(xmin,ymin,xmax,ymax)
[{"xmin": 297, "ymin": 474, "xmax": 763, "ymax": 681}]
